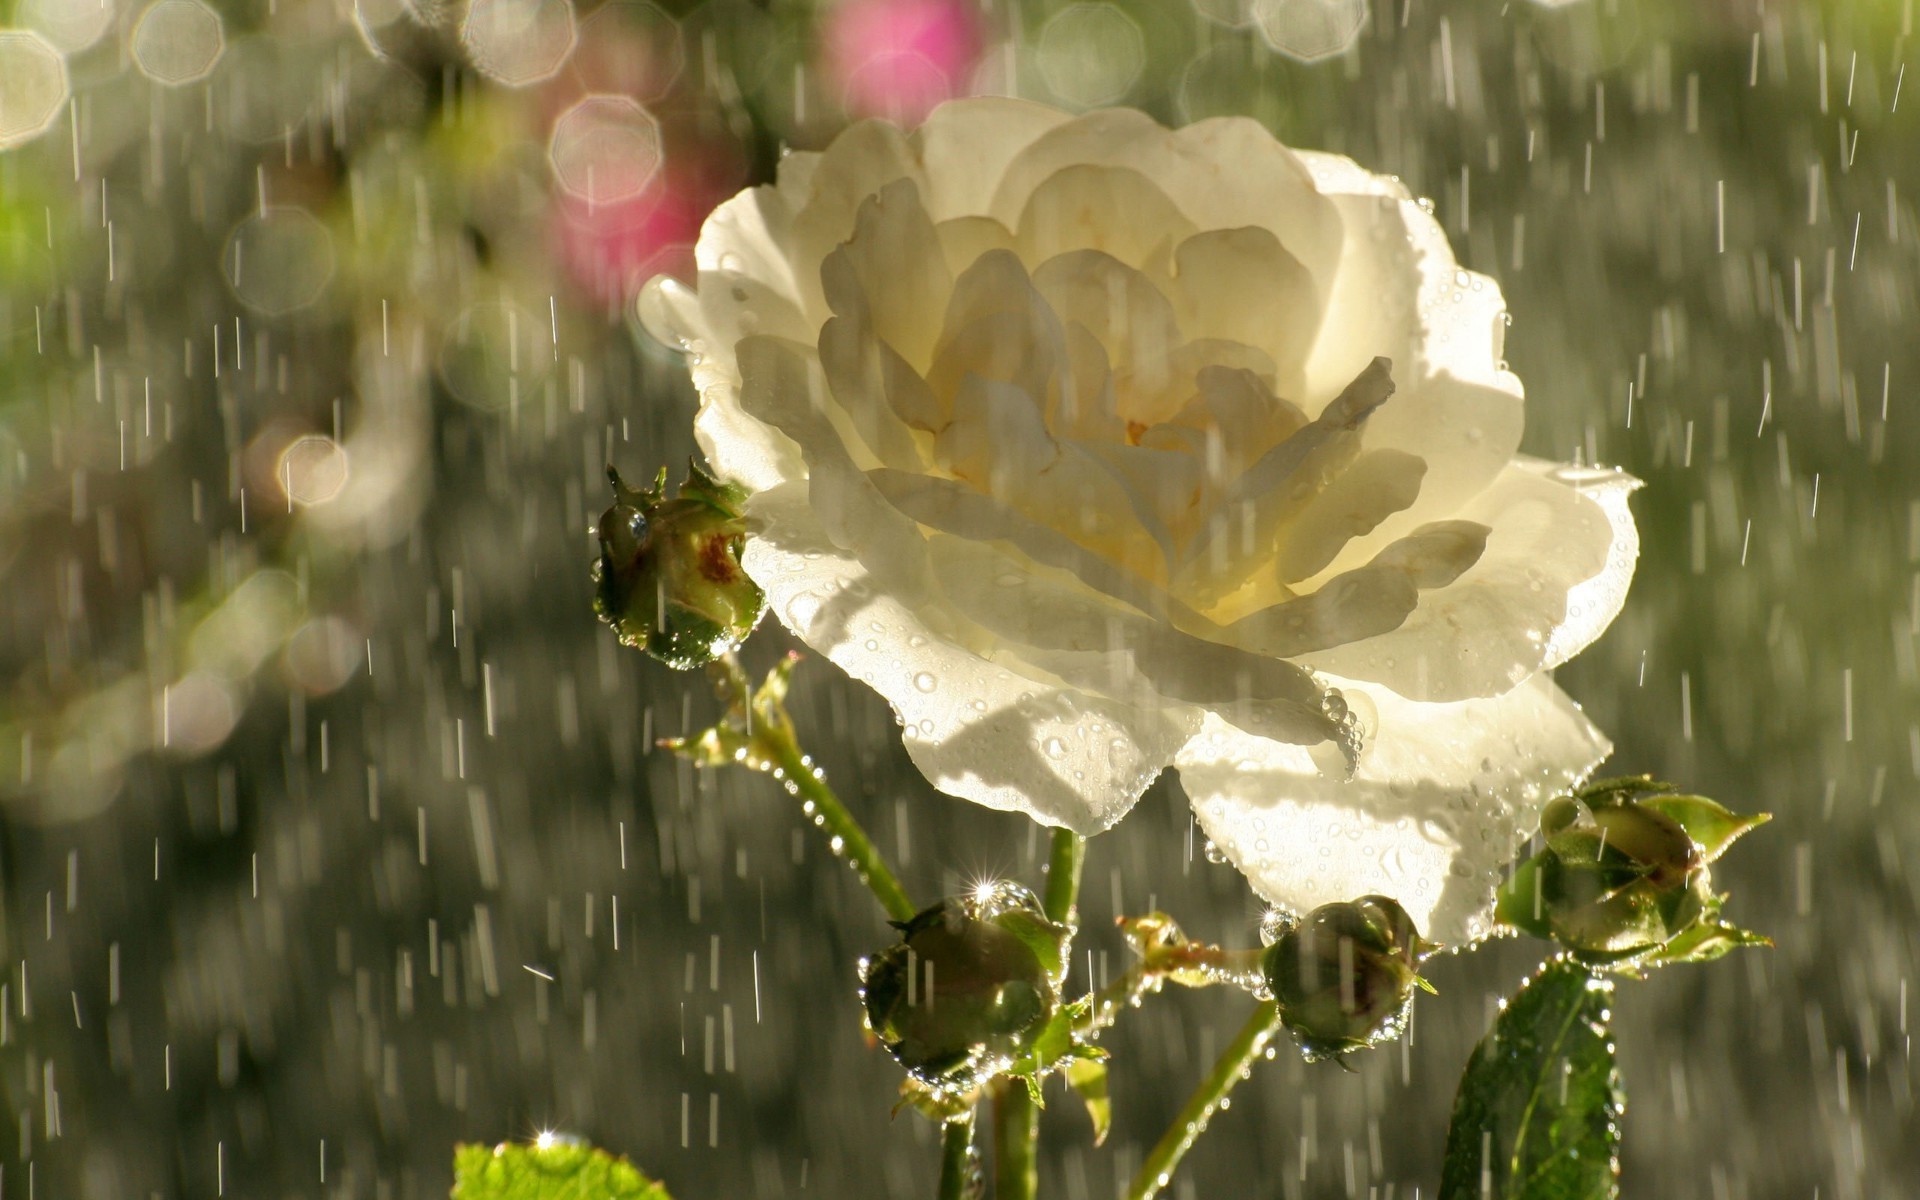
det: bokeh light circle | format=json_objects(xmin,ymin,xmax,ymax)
[
  {"xmin": 462, "ymin": 0, "xmax": 578, "ymax": 87},
  {"xmin": 1251, "ymin": 0, "xmax": 1369, "ymax": 63},
  {"xmin": 438, "ymin": 300, "xmax": 554, "ymax": 411},
  {"xmin": 276, "ymin": 435, "xmax": 350, "ymax": 507},
  {"xmin": 573, "ymin": 2, "xmax": 685, "ymax": 102},
  {"xmin": 549, "ymin": 95, "xmax": 663, "ymax": 209},
  {"xmin": 19, "ymin": 0, "xmax": 118, "ymax": 54},
  {"xmin": 132, "ymin": 0, "xmax": 226, "ymax": 86},
  {"xmin": 223, "ymin": 207, "xmax": 336, "ymax": 316},
  {"xmin": 1036, "ymin": 4, "xmax": 1143, "ymax": 107},
  {"xmin": 0, "ymin": 32, "xmax": 70, "ymax": 151}
]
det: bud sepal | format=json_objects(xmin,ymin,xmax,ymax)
[
  {"xmin": 594, "ymin": 461, "xmax": 765, "ymax": 669},
  {"xmin": 1497, "ymin": 775, "xmax": 1770, "ymax": 973}
]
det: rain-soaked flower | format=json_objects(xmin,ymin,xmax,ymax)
[
  {"xmin": 638, "ymin": 99, "xmax": 1639, "ymax": 943},
  {"xmin": 1263, "ymin": 894, "xmax": 1432, "ymax": 1059},
  {"xmin": 593, "ymin": 462, "xmax": 766, "ymax": 669},
  {"xmin": 860, "ymin": 882, "xmax": 1067, "ymax": 1094}
]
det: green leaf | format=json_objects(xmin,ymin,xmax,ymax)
[
  {"xmin": 1440, "ymin": 961, "xmax": 1621, "ymax": 1200},
  {"xmin": 1494, "ymin": 856, "xmax": 1554, "ymax": 939},
  {"xmin": 1635, "ymin": 795, "xmax": 1771, "ymax": 863},
  {"xmin": 1645, "ymin": 919, "xmax": 1772, "ymax": 966},
  {"xmin": 1063, "ymin": 1057, "xmax": 1112, "ymax": 1146},
  {"xmin": 452, "ymin": 1139, "xmax": 671, "ymax": 1200}
]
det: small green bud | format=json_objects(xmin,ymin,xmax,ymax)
[
  {"xmin": 1497, "ymin": 776, "xmax": 1770, "ymax": 971},
  {"xmin": 593, "ymin": 462, "xmax": 765, "ymax": 669},
  {"xmin": 860, "ymin": 883, "xmax": 1067, "ymax": 1096},
  {"xmin": 1262, "ymin": 895, "xmax": 1432, "ymax": 1061}
]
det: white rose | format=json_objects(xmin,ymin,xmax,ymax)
[{"xmin": 639, "ymin": 99, "xmax": 1638, "ymax": 944}]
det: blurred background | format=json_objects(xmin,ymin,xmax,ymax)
[{"xmin": 0, "ymin": 0, "xmax": 1914, "ymax": 1195}]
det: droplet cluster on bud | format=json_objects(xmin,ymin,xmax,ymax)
[
  {"xmin": 1262, "ymin": 894, "xmax": 1430, "ymax": 1061},
  {"xmin": 859, "ymin": 883, "xmax": 1067, "ymax": 1097},
  {"xmin": 593, "ymin": 461, "xmax": 765, "ymax": 669},
  {"xmin": 1496, "ymin": 776, "xmax": 1770, "ymax": 971}
]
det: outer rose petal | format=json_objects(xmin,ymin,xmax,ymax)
[
  {"xmin": 1178, "ymin": 673, "xmax": 1610, "ymax": 945},
  {"xmin": 989, "ymin": 110, "xmax": 1343, "ymax": 310},
  {"xmin": 1297, "ymin": 457, "xmax": 1639, "ymax": 702},
  {"xmin": 745, "ymin": 482, "xmax": 1196, "ymax": 833}
]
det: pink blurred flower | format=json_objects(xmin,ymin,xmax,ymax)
[
  {"xmin": 552, "ymin": 178, "xmax": 703, "ymax": 304},
  {"xmin": 823, "ymin": 0, "xmax": 984, "ymax": 123}
]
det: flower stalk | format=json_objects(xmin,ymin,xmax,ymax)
[
  {"xmin": 663, "ymin": 653, "xmax": 916, "ymax": 923},
  {"xmin": 992, "ymin": 1077, "xmax": 1040, "ymax": 1200},
  {"xmin": 937, "ymin": 1112, "xmax": 976, "ymax": 1200},
  {"xmin": 762, "ymin": 716, "xmax": 917, "ymax": 924},
  {"xmin": 1043, "ymin": 828, "xmax": 1085, "ymax": 926},
  {"xmin": 1124, "ymin": 1000, "xmax": 1284, "ymax": 1200}
]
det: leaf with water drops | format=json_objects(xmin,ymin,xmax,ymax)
[
  {"xmin": 1440, "ymin": 960, "xmax": 1620, "ymax": 1200},
  {"xmin": 452, "ymin": 1139, "xmax": 672, "ymax": 1200},
  {"xmin": 1063, "ymin": 1056, "xmax": 1112, "ymax": 1146}
]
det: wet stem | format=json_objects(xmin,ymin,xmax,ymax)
[
  {"xmin": 759, "ymin": 718, "xmax": 917, "ymax": 924},
  {"xmin": 994, "ymin": 828, "xmax": 1085, "ymax": 1200},
  {"xmin": 937, "ymin": 1111, "xmax": 975, "ymax": 1200},
  {"xmin": 1124, "ymin": 1000, "xmax": 1284, "ymax": 1200}
]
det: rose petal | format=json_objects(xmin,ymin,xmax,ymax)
[
  {"xmin": 934, "ymin": 214, "xmax": 1018, "ymax": 277},
  {"xmin": 1030, "ymin": 249, "xmax": 1186, "ymax": 422},
  {"xmin": 1171, "ymin": 226, "xmax": 1319, "ymax": 397},
  {"xmin": 747, "ymin": 482, "xmax": 1192, "ymax": 834},
  {"xmin": 1219, "ymin": 521, "xmax": 1488, "ymax": 659},
  {"xmin": 1178, "ymin": 357, "xmax": 1395, "ymax": 602},
  {"xmin": 1540, "ymin": 464, "xmax": 1640, "ymax": 671},
  {"xmin": 820, "ymin": 179, "xmax": 953, "ymax": 369},
  {"xmin": 1275, "ymin": 448, "xmax": 1426, "ymax": 583},
  {"xmin": 924, "ymin": 535, "xmax": 1342, "ymax": 752},
  {"xmin": 1178, "ymin": 672, "xmax": 1610, "ymax": 945},
  {"xmin": 1304, "ymin": 183, "xmax": 1517, "ymax": 412},
  {"xmin": 913, "ymin": 96, "xmax": 1077, "ymax": 221},
  {"xmin": 989, "ymin": 109, "xmax": 1340, "ymax": 296},
  {"xmin": 1014, "ymin": 164, "xmax": 1196, "ymax": 273},
  {"xmin": 1296, "ymin": 458, "xmax": 1637, "ymax": 701},
  {"xmin": 736, "ymin": 335, "xmax": 935, "ymax": 603},
  {"xmin": 928, "ymin": 250, "xmax": 1071, "ymax": 411},
  {"xmin": 818, "ymin": 316, "xmax": 935, "ymax": 471},
  {"xmin": 868, "ymin": 466, "xmax": 1177, "ymax": 614}
]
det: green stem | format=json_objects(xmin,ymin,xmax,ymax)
[
  {"xmin": 764, "ymin": 728, "xmax": 916, "ymax": 923},
  {"xmin": 937, "ymin": 1112, "xmax": 975, "ymax": 1200},
  {"xmin": 1043, "ymin": 827, "xmax": 1085, "ymax": 926},
  {"xmin": 1124, "ymin": 1000, "xmax": 1284, "ymax": 1200},
  {"xmin": 992, "ymin": 1079, "xmax": 1039, "ymax": 1200},
  {"xmin": 1075, "ymin": 944, "xmax": 1266, "ymax": 1041}
]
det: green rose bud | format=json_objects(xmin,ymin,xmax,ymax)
[
  {"xmin": 593, "ymin": 462, "xmax": 765, "ymax": 669},
  {"xmin": 860, "ymin": 882, "xmax": 1068, "ymax": 1097},
  {"xmin": 1498, "ymin": 776, "xmax": 1770, "ymax": 971},
  {"xmin": 1262, "ymin": 895, "xmax": 1432, "ymax": 1061}
]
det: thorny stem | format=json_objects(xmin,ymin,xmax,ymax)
[
  {"xmin": 937, "ymin": 1111, "xmax": 975, "ymax": 1200},
  {"xmin": 992, "ymin": 1077, "xmax": 1040, "ymax": 1200},
  {"xmin": 1043, "ymin": 828, "xmax": 1086, "ymax": 926},
  {"xmin": 1123, "ymin": 1000, "xmax": 1285, "ymax": 1200}
]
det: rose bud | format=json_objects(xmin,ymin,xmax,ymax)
[
  {"xmin": 593, "ymin": 461, "xmax": 765, "ymax": 670},
  {"xmin": 1262, "ymin": 895, "xmax": 1432, "ymax": 1060},
  {"xmin": 1497, "ymin": 776, "xmax": 1770, "ymax": 970},
  {"xmin": 860, "ymin": 883, "xmax": 1067, "ymax": 1094}
]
